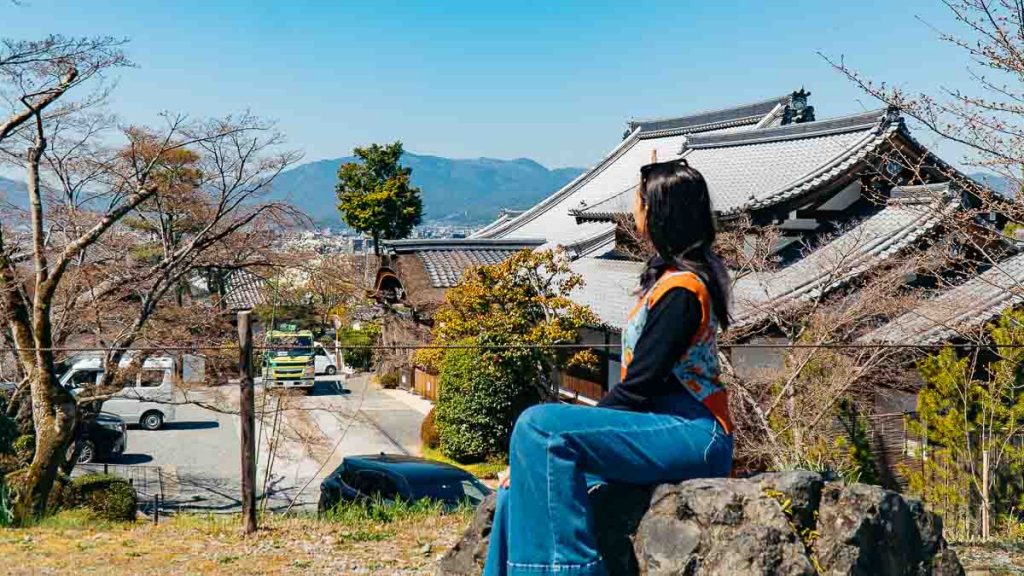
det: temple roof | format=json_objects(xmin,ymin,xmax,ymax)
[
  {"xmin": 626, "ymin": 95, "xmax": 791, "ymax": 139},
  {"xmin": 568, "ymin": 252, "xmax": 643, "ymax": 329},
  {"xmin": 221, "ymin": 269, "xmax": 267, "ymax": 311},
  {"xmin": 572, "ymin": 109, "xmax": 897, "ymax": 222},
  {"xmin": 383, "ymin": 238, "xmax": 544, "ymax": 289},
  {"xmin": 861, "ymin": 249, "xmax": 1024, "ymax": 345},
  {"xmin": 732, "ymin": 183, "xmax": 958, "ymax": 328},
  {"xmin": 568, "ymin": 184, "xmax": 957, "ymax": 331},
  {"xmin": 473, "ymin": 94, "xmax": 804, "ymax": 243}
]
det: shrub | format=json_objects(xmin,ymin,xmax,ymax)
[
  {"xmin": 434, "ymin": 339, "xmax": 537, "ymax": 463},
  {"xmin": 12, "ymin": 435, "xmax": 33, "ymax": 467},
  {"xmin": 378, "ymin": 371, "xmax": 400, "ymax": 389},
  {"xmin": 338, "ymin": 324, "xmax": 380, "ymax": 371},
  {"xmin": 65, "ymin": 473, "xmax": 137, "ymax": 522},
  {"xmin": 420, "ymin": 407, "xmax": 440, "ymax": 449}
]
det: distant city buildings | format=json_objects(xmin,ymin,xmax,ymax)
[{"xmin": 275, "ymin": 222, "xmax": 481, "ymax": 255}]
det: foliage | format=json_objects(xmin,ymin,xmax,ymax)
[
  {"xmin": 420, "ymin": 407, "xmax": 440, "ymax": 450},
  {"xmin": 64, "ymin": 474, "xmax": 137, "ymax": 523},
  {"xmin": 433, "ymin": 339, "xmax": 537, "ymax": 462},
  {"xmin": 338, "ymin": 323, "xmax": 380, "ymax": 371},
  {"xmin": 12, "ymin": 435, "xmax": 34, "ymax": 467},
  {"xmin": 335, "ymin": 142, "xmax": 423, "ymax": 251},
  {"xmin": 417, "ymin": 249, "xmax": 595, "ymax": 462},
  {"xmin": 377, "ymin": 371, "xmax": 400, "ymax": 390},
  {"xmin": 319, "ymin": 495, "xmax": 461, "ymax": 526},
  {"xmin": 761, "ymin": 340, "xmax": 880, "ymax": 484},
  {"xmin": 904, "ymin": 309, "xmax": 1024, "ymax": 541},
  {"xmin": 415, "ymin": 249, "xmax": 596, "ymax": 395},
  {"xmin": 420, "ymin": 445, "xmax": 506, "ymax": 480}
]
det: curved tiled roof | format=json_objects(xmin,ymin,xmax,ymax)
[
  {"xmin": 569, "ymin": 253, "xmax": 643, "ymax": 329},
  {"xmin": 732, "ymin": 183, "xmax": 958, "ymax": 327},
  {"xmin": 472, "ymin": 95, "xmax": 796, "ymax": 243},
  {"xmin": 627, "ymin": 95, "xmax": 791, "ymax": 139},
  {"xmin": 222, "ymin": 269, "xmax": 268, "ymax": 311},
  {"xmin": 861, "ymin": 250, "xmax": 1024, "ymax": 345},
  {"xmin": 383, "ymin": 238, "xmax": 545, "ymax": 289},
  {"xmin": 572, "ymin": 109, "xmax": 897, "ymax": 222}
]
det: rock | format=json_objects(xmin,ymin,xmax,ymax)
[
  {"xmin": 438, "ymin": 472, "xmax": 963, "ymax": 576},
  {"xmin": 437, "ymin": 492, "xmax": 496, "ymax": 576}
]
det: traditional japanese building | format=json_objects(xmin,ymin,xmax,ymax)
[
  {"xmin": 379, "ymin": 91, "xmax": 1023, "ymax": 468},
  {"xmin": 468, "ymin": 90, "xmax": 1016, "ymax": 406}
]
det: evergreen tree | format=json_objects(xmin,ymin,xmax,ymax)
[{"xmin": 335, "ymin": 142, "xmax": 423, "ymax": 254}]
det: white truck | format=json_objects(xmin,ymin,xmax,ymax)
[{"xmin": 60, "ymin": 353, "xmax": 205, "ymax": 431}]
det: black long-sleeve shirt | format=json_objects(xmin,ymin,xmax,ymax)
[{"xmin": 598, "ymin": 287, "xmax": 702, "ymax": 412}]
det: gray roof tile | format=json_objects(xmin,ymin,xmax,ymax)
[
  {"xmin": 486, "ymin": 109, "xmax": 894, "ymax": 244},
  {"xmin": 385, "ymin": 238, "xmax": 545, "ymax": 289},
  {"xmin": 732, "ymin": 184, "xmax": 956, "ymax": 327},
  {"xmin": 222, "ymin": 269, "xmax": 267, "ymax": 311},
  {"xmin": 569, "ymin": 254, "xmax": 644, "ymax": 329},
  {"xmin": 572, "ymin": 110, "xmax": 895, "ymax": 222},
  {"xmin": 628, "ymin": 95, "xmax": 791, "ymax": 139},
  {"xmin": 862, "ymin": 250, "xmax": 1024, "ymax": 345},
  {"xmin": 564, "ymin": 185, "xmax": 956, "ymax": 331}
]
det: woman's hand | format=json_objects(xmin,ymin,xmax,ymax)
[{"xmin": 498, "ymin": 467, "xmax": 510, "ymax": 489}]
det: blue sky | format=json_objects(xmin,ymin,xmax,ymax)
[{"xmin": 5, "ymin": 1, "xmax": 971, "ymax": 169}]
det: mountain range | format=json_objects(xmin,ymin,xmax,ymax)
[{"xmin": 270, "ymin": 153, "xmax": 586, "ymax": 226}]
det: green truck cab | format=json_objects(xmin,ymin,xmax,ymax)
[{"xmin": 262, "ymin": 327, "xmax": 316, "ymax": 391}]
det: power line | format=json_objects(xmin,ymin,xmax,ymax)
[{"xmin": 2, "ymin": 342, "xmax": 1024, "ymax": 353}]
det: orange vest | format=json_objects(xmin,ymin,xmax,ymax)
[{"xmin": 620, "ymin": 270, "xmax": 733, "ymax": 433}]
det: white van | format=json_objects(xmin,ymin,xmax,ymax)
[
  {"xmin": 313, "ymin": 343, "xmax": 338, "ymax": 376},
  {"xmin": 60, "ymin": 354, "xmax": 204, "ymax": 431}
]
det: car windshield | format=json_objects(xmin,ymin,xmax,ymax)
[
  {"xmin": 407, "ymin": 474, "xmax": 491, "ymax": 506},
  {"xmin": 267, "ymin": 335, "xmax": 313, "ymax": 357}
]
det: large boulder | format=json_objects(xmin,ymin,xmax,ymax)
[{"xmin": 437, "ymin": 472, "xmax": 963, "ymax": 576}]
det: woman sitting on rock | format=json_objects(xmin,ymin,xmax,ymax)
[{"xmin": 484, "ymin": 159, "xmax": 734, "ymax": 576}]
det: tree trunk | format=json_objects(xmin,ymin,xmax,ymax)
[
  {"xmin": 13, "ymin": 370, "xmax": 76, "ymax": 522},
  {"xmin": 981, "ymin": 448, "xmax": 990, "ymax": 540},
  {"xmin": 373, "ymin": 231, "xmax": 381, "ymax": 256}
]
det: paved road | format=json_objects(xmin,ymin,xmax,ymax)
[{"xmin": 95, "ymin": 374, "xmax": 428, "ymax": 513}]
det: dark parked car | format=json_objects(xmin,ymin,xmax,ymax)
[
  {"xmin": 318, "ymin": 453, "xmax": 491, "ymax": 513},
  {"xmin": 73, "ymin": 412, "xmax": 127, "ymax": 464}
]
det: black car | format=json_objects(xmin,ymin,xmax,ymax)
[
  {"xmin": 73, "ymin": 412, "xmax": 127, "ymax": 464},
  {"xmin": 318, "ymin": 453, "xmax": 491, "ymax": 513}
]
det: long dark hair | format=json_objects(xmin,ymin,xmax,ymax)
[{"xmin": 638, "ymin": 159, "xmax": 731, "ymax": 329}]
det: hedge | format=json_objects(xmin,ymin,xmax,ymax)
[
  {"xmin": 434, "ymin": 339, "xmax": 538, "ymax": 463},
  {"xmin": 65, "ymin": 473, "xmax": 137, "ymax": 522},
  {"xmin": 420, "ymin": 407, "xmax": 439, "ymax": 449}
]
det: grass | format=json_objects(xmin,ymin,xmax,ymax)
[
  {"xmin": 422, "ymin": 445, "xmax": 507, "ymax": 480},
  {"xmin": 0, "ymin": 501, "xmax": 473, "ymax": 575}
]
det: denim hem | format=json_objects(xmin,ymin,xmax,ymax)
[{"xmin": 507, "ymin": 558, "xmax": 606, "ymax": 575}]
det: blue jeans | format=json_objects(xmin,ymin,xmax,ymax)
[{"xmin": 483, "ymin": 394, "xmax": 732, "ymax": 576}]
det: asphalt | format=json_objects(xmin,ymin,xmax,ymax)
[{"xmin": 89, "ymin": 373, "xmax": 429, "ymax": 513}]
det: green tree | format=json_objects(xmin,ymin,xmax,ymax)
[
  {"xmin": 335, "ymin": 142, "xmax": 423, "ymax": 254},
  {"xmin": 906, "ymin": 309, "xmax": 1024, "ymax": 540},
  {"xmin": 417, "ymin": 249, "xmax": 596, "ymax": 462},
  {"xmin": 434, "ymin": 338, "xmax": 533, "ymax": 462}
]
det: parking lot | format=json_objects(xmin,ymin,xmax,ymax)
[{"xmin": 89, "ymin": 374, "xmax": 428, "ymax": 513}]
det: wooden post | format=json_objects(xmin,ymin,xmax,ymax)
[{"xmin": 238, "ymin": 311, "xmax": 257, "ymax": 534}]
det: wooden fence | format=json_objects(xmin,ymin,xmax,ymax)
[
  {"xmin": 413, "ymin": 366, "xmax": 440, "ymax": 401},
  {"xmin": 559, "ymin": 371, "xmax": 605, "ymax": 405}
]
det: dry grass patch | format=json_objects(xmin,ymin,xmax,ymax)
[{"xmin": 0, "ymin": 504, "xmax": 472, "ymax": 575}]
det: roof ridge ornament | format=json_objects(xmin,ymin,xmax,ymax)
[{"xmin": 781, "ymin": 89, "xmax": 814, "ymax": 125}]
